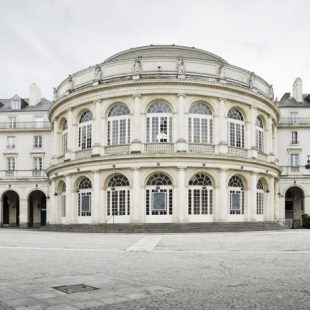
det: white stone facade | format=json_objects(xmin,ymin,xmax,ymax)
[{"xmin": 45, "ymin": 45, "xmax": 280, "ymax": 225}]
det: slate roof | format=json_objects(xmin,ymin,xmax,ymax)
[
  {"xmin": 277, "ymin": 93, "xmax": 310, "ymax": 107},
  {"xmin": 0, "ymin": 97, "xmax": 51, "ymax": 112}
]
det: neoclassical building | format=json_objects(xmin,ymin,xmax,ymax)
[{"xmin": 44, "ymin": 45, "xmax": 281, "ymax": 225}]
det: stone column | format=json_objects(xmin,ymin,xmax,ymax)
[
  {"xmin": 66, "ymin": 109, "xmax": 74, "ymax": 160},
  {"xmin": 274, "ymin": 178, "xmax": 280, "ymax": 218},
  {"xmin": 92, "ymin": 101, "xmax": 102, "ymax": 156},
  {"xmin": 101, "ymin": 116, "xmax": 107, "ymax": 153},
  {"xmin": 132, "ymin": 168, "xmax": 142, "ymax": 223},
  {"xmin": 130, "ymin": 94, "xmax": 143, "ymax": 153},
  {"xmin": 176, "ymin": 94, "xmax": 187, "ymax": 152},
  {"xmin": 273, "ymin": 126, "xmax": 278, "ymax": 161},
  {"xmin": 19, "ymin": 198, "xmax": 28, "ymax": 228},
  {"xmin": 0, "ymin": 198, "xmax": 2, "ymax": 226},
  {"xmin": 65, "ymin": 175, "xmax": 73, "ymax": 224},
  {"xmin": 268, "ymin": 176, "xmax": 275, "ymax": 221},
  {"xmin": 250, "ymin": 172, "xmax": 257, "ymax": 221},
  {"xmin": 219, "ymin": 168, "xmax": 228, "ymax": 221},
  {"xmin": 177, "ymin": 167, "xmax": 186, "ymax": 222},
  {"xmin": 266, "ymin": 115, "xmax": 274, "ymax": 162},
  {"xmin": 92, "ymin": 171, "xmax": 101, "ymax": 223},
  {"xmin": 49, "ymin": 179, "xmax": 57, "ymax": 224},
  {"xmin": 249, "ymin": 107, "xmax": 257, "ymax": 158},
  {"xmin": 218, "ymin": 98, "xmax": 228, "ymax": 154},
  {"xmin": 52, "ymin": 119, "xmax": 59, "ymax": 159}
]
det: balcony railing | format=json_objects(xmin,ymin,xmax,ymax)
[
  {"xmin": 0, "ymin": 170, "xmax": 47, "ymax": 178},
  {"xmin": 144, "ymin": 143, "xmax": 174, "ymax": 153},
  {"xmin": 104, "ymin": 145, "xmax": 130, "ymax": 155},
  {"xmin": 280, "ymin": 166, "xmax": 310, "ymax": 175},
  {"xmin": 75, "ymin": 149, "xmax": 92, "ymax": 159},
  {"xmin": 188, "ymin": 143, "xmax": 215, "ymax": 154},
  {"xmin": 0, "ymin": 122, "xmax": 51, "ymax": 129},
  {"xmin": 227, "ymin": 147, "xmax": 249, "ymax": 158},
  {"xmin": 279, "ymin": 118, "xmax": 310, "ymax": 125}
]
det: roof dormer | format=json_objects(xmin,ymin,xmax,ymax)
[{"xmin": 11, "ymin": 95, "xmax": 21, "ymax": 110}]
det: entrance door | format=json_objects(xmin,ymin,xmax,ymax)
[
  {"xmin": 40, "ymin": 209, "xmax": 46, "ymax": 226},
  {"xmin": 285, "ymin": 201, "xmax": 294, "ymax": 219}
]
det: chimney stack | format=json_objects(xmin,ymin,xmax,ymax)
[
  {"xmin": 29, "ymin": 83, "xmax": 41, "ymax": 106},
  {"xmin": 292, "ymin": 77, "xmax": 303, "ymax": 102}
]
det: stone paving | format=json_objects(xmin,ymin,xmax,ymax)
[{"xmin": 0, "ymin": 229, "xmax": 310, "ymax": 309}]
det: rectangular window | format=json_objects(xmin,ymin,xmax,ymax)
[
  {"xmin": 291, "ymin": 131, "xmax": 298, "ymax": 144},
  {"xmin": 9, "ymin": 117, "xmax": 16, "ymax": 128},
  {"xmin": 290, "ymin": 112, "xmax": 298, "ymax": 124},
  {"xmin": 112, "ymin": 120, "xmax": 118, "ymax": 145},
  {"xmin": 33, "ymin": 157, "xmax": 43, "ymax": 170},
  {"xmin": 290, "ymin": 153, "xmax": 299, "ymax": 172},
  {"xmin": 11, "ymin": 100, "xmax": 21, "ymax": 110},
  {"xmin": 152, "ymin": 117, "xmax": 158, "ymax": 142},
  {"xmin": 7, "ymin": 136, "xmax": 16, "ymax": 149},
  {"xmin": 62, "ymin": 132, "xmax": 68, "ymax": 153},
  {"xmin": 152, "ymin": 192, "xmax": 167, "ymax": 211},
  {"xmin": 256, "ymin": 192, "xmax": 264, "ymax": 215},
  {"xmin": 6, "ymin": 157, "xmax": 15, "ymax": 171},
  {"xmin": 193, "ymin": 118, "xmax": 200, "ymax": 143},
  {"xmin": 78, "ymin": 192, "xmax": 91, "ymax": 216},
  {"xmin": 33, "ymin": 136, "xmax": 42, "ymax": 148},
  {"xmin": 120, "ymin": 119, "xmax": 126, "ymax": 145},
  {"xmin": 62, "ymin": 194, "xmax": 66, "ymax": 217}
]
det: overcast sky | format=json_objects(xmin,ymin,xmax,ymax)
[{"xmin": 1, "ymin": 0, "xmax": 309, "ymax": 100}]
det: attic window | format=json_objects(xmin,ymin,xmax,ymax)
[{"xmin": 11, "ymin": 98, "xmax": 21, "ymax": 110}]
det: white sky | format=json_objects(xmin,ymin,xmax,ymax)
[{"xmin": 1, "ymin": 0, "xmax": 309, "ymax": 100}]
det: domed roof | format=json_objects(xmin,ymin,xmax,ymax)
[{"xmin": 104, "ymin": 45, "xmax": 228, "ymax": 64}]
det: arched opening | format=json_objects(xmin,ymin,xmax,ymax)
[
  {"xmin": 28, "ymin": 190, "xmax": 47, "ymax": 227},
  {"xmin": 1, "ymin": 190, "xmax": 19, "ymax": 227},
  {"xmin": 285, "ymin": 186, "xmax": 304, "ymax": 220}
]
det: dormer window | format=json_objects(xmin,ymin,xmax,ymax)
[{"xmin": 11, "ymin": 95, "xmax": 21, "ymax": 110}]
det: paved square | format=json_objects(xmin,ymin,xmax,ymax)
[{"xmin": 0, "ymin": 229, "xmax": 310, "ymax": 309}]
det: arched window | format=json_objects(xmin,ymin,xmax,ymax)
[
  {"xmin": 255, "ymin": 117, "xmax": 264, "ymax": 153},
  {"xmin": 78, "ymin": 111, "xmax": 93, "ymax": 149},
  {"xmin": 188, "ymin": 173, "xmax": 213, "ymax": 215},
  {"xmin": 62, "ymin": 119, "xmax": 68, "ymax": 154},
  {"xmin": 78, "ymin": 177, "xmax": 92, "ymax": 217},
  {"xmin": 227, "ymin": 108, "xmax": 245, "ymax": 148},
  {"xmin": 228, "ymin": 175, "xmax": 245, "ymax": 215},
  {"xmin": 107, "ymin": 174, "xmax": 130, "ymax": 216},
  {"xmin": 188, "ymin": 102, "xmax": 213, "ymax": 144},
  {"xmin": 61, "ymin": 182, "xmax": 66, "ymax": 217},
  {"xmin": 107, "ymin": 103, "xmax": 130, "ymax": 145},
  {"xmin": 146, "ymin": 173, "xmax": 173, "ymax": 215},
  {"xmin": 146, "ymin": 101, "xmax": 172, "ymax": 143},
  {"xmin": 256, "ymin": 179, "xmax": 264, "ymax": 215}
]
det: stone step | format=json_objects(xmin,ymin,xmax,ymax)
[{"xmin": 40, "ymin": 222, "xmax": 286, "ymax": 233}]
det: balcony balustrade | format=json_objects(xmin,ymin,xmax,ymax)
[
  {"xmin": 0, "ymin": 121, "xmax": 51, "ymax": 130},
  {"xmin": 104, "ymin": 145, "xmax": 130, "ymax": 155},
  {"xmin": 227, "ymin": 147, "xmax": 249, "ymax": 158},
  {"xmin": 279, "ymin": 118, "xmax": 310, "ymax": 126}
]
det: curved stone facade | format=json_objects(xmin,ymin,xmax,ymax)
[{"xmin": 47, "ymin": 45, "xmax": 280, "ymax": 225}]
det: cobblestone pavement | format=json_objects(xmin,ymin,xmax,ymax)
[{"xmin": 0, "ymin": 229, "xmax": 310, "ymax": 309}]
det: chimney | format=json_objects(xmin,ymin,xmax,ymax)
[
  {"xmin": 292, "ymin": 78, "xmax": 303, "ymax": 102},
  {"xmin": 29, "ymin": 83, "xmax": 41, "ymax": 106}
]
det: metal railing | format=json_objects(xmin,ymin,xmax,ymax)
[
  {"xmin": 279, "ymin": 118, "xmax": 310, "ymax": 125},
  {"xmin": 0, "ymin": 122, "xmax": 51, "ymax": 129}
]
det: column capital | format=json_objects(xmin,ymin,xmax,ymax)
[
  {"xmin": 250, "ymin": 105, "xmax": 257, "ymax": 110},
  {"xmin": 177, "ymin": 166, "xmax": 187, "ymax": 170},
  {"xmin": 131, "ymin": 166, "xmax": 141, "ymax": 171},
  {"xmin": 177, "ymin": 93, "xmax": 186, "ymax": 98},
  {"xmin": 218, "ymin": 97, "xmax": 226, "ymax": 102}
]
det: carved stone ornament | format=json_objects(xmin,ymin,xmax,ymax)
[{"xmin": 94, "ymin": 64, "xmax": 102, "ymax": 83}]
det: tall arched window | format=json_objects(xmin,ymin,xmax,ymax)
[
  {"xmin": 146, "ymin": 173, "xmax": 173, "ymax": 215},
  {"xmin": 78, "ymin": 111, "xmax": 93, "ymax": 149},
  {"xmin": 227, "ymin": 108, "xmax": 245, "ymax": 148},
  {"xmin": 61, "ymin": 182, "xmax": 66, "ymax": 217},
  {"xmin": 107, "ymin": 103, "xmax": 130, "ymax": 145},
  {"xmin": 256, "ymin": 179, "xmax": 264, "ymax": 215},
  {"xmin": 255, "ymin": 117, "xmax": 264, "ymax": 153},
  {"xmin": 78, "ymin": 177, "xmax": 92, "ymax": 217},
  {"xmin": 228, "ymin": 175, "xmax": 245, "ymax": 215},
  {"xmin": 188, "ymin": 102, "xmax": 213, "ymax": 144},
  {"xmin": 188, "ymin": 173, "xmax": 213, "ymax": 215},
  {"xmin": 62, "ymin": 119, "xmax": 68, "ymax": 154},
  {"xmin": 146, "ymin": 101, "xmax": 172, "ymax": 143},
  {"xmin": 107, "ymin": 174, "xmax": 130, "ymax": 216}
]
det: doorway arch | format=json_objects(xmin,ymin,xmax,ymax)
[
  {"xmin": 285, "ymin": 186, "xmax": 304, "ymax": 220},
  {"xmin": 28, "ymin": 190, "xmax": 46, "ymax": 227},
  {"xmin": 1, "ymin": 190, "xmax": 20, "ymax": 227}
]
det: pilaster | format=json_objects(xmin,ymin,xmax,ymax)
[
  {"xmin": 176, "ymin": 94, "xmax": 187, "ymax": 152},
  {"xmin": 177, "ymin": 167, "xmax": 186, "ymax": 222},
  {"xmin": 132, "ymin": 168, "xmax": 142, "ymax": 223},
  {"xmin": 130, "ymin": 94, "xmax": 143, "ymax": 153}
]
